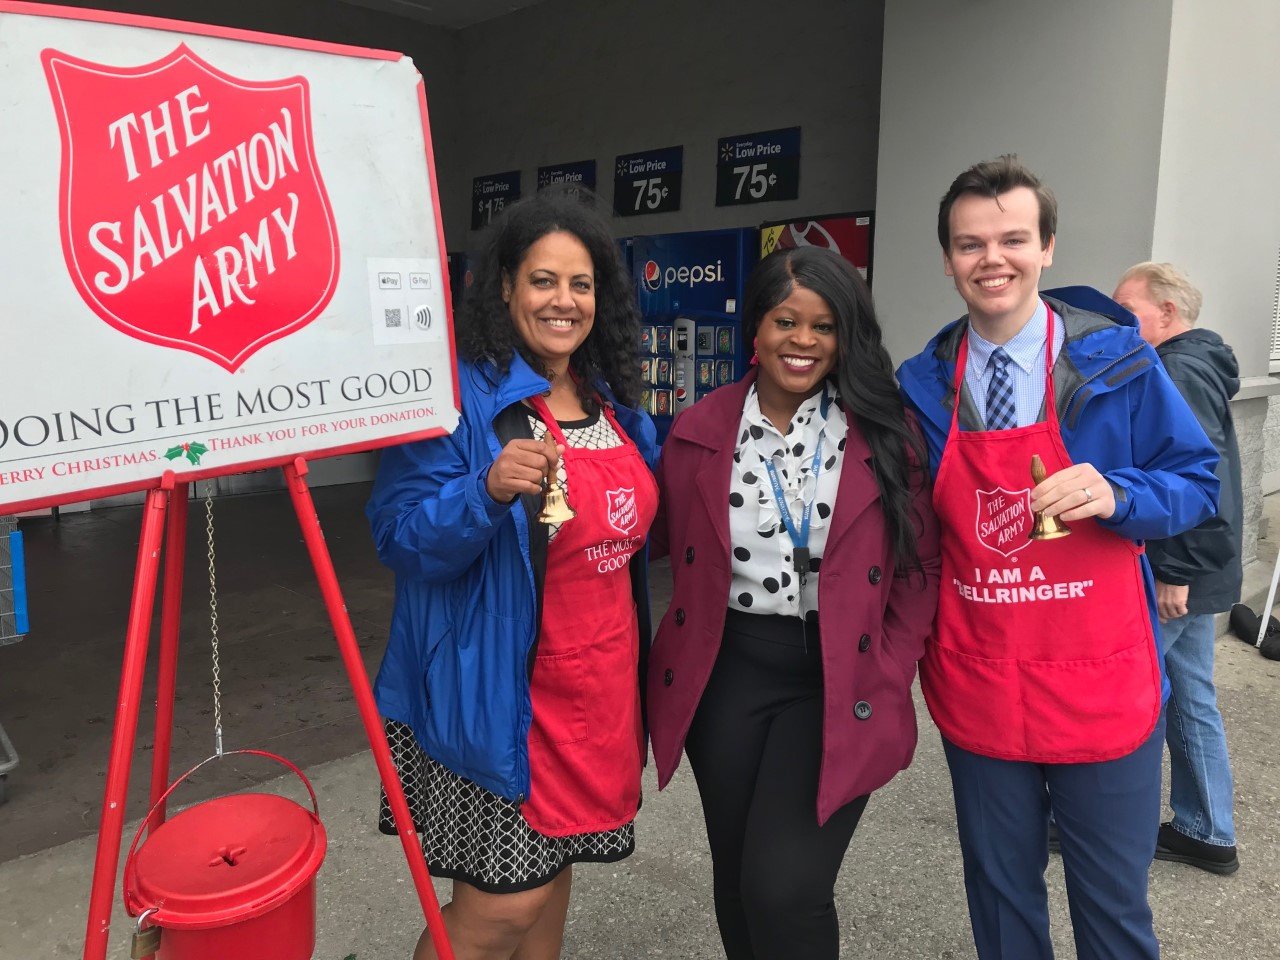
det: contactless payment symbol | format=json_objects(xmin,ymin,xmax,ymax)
[{"xmin": 975, "ymin": 486, "xmax": 1033, "ymax": 557}]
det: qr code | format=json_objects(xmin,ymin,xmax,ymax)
[{"xmin": 384, "ymin": 308, "xmax": 402, "ymax": 328}]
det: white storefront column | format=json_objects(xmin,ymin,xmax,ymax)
[{"xmin": 1150, "ymin": 1, "xmax": 1280, "ymax": 554}]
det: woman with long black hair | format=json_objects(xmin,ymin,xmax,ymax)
[{"xmin": 647, "ymin": 246, "xmax": 940, "ymax": 959}]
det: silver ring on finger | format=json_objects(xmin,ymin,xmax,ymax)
[{"xmin": 1082, "ymin": 486, "xmax": 1093, "ymax": 503}]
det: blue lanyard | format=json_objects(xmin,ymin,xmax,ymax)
[{"xmin": 762, "ymin": 392, "xmax": 831, "ymax": 582}]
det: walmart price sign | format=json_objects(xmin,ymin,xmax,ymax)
[
  {"xmin": 613, "ymin": 145, "xmax": 682, "ymax": 217},
  {"xmin": 715, "ymin": 127, "xmax": 800, "ymax": 207},
  {"xmin": 537, "ymin": 159, "xmax": 596, "ymax": 196},
  {"xmin": 472, "ymin": 170, "xmax": 521, "ymax": 230}
]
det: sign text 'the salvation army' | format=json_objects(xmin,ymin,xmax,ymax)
[{"xmin": 89, "ymin": 85, "xmax": 301, "ymax": 334}]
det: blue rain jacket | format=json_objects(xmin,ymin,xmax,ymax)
[{"xmin": 368, "ymin": 353, "xmax": 659, "ymax": 802}]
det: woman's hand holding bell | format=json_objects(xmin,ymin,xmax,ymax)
[{"xmin": 486, "ymin": 437, "xmax": 563, "ymax": 503}]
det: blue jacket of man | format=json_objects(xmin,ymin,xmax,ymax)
[
  {"xmin": 896, "ymin": 287, "xmax": 1220, "ymax": 687},
  {"xmin": 368, "ymin": 352, "xmax": 659, "ymax": 803}
]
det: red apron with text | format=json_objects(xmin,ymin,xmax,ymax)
[
  {"xmin": 522, "ymin": 397, "xmax": 658, "ymax": 836},
  {"xmin": 922, "ymin": 309, "xmax": 1161, "ymax": 763}
]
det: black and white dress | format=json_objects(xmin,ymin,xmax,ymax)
[{"xmin": 379, "ymin": 408, "xmax": 636, "ymax": 893}]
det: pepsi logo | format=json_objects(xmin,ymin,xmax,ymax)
[
  {"xmin": 643, "ymin": 260, "xmax": 662, "ymax": 291},
  {"xmin": 640, "ymin": 259, "xmax": 725, "ymax": 291}
]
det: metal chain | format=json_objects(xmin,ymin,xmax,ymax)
[{"xmin": 204, "ymin": 491, "xmax": 224, "ymax": 756}]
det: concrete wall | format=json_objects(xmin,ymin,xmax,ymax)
[
  {"xmin": 1265, "ymin": 396, "xmax": 1280, "ymax": 496},
  {"xmin": 453, "ymin": 0, "xmax": 885, "ymax": 249},
  {"xmin": 873, "ymin": 0, "xmax": 1174, "ymax": 364},
  {"xmin": 1151, "ymin": 0, "xmax": 1280, "ymax": 381},
  {"xmin": 1235, "ymin": 397, "xmax": 1270, "ymax": 562},
  {"xmin": 1152, "ymin": 0, "xmax": 1280, "ymax": 562}
]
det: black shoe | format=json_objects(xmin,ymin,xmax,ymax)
[
  {"xmin": 1154, "ymin": 822, "xmax": 1239, "ymax": 875},
  {"xmin": 1229, "ymin": 603, "xmax": 1279, "ymax": 645},
  {"xmin": 1227, "ymin": 604, "xmax": 1280, "ymax": 660},
  {"xmin": 1047, "ymin": 820, "xmax": 1060, "ymax": 854}
]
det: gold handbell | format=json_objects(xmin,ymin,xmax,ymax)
[
  {"xmin": 537, "ymin": 478, "xmax": 577, "ymax": 525},
  {"xmin": 1029, "ymin": 454, "xmax": 1070, "ymax": 540},
  {"xmin": 536, "ymin": 433, "xmax": 576, "ymax": 525}
]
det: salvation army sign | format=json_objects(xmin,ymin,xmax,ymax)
[
  {"xmin": 0, "ymin": 3, "xmax": 459, "ymax": 512},
  {"xmin": 44, "ymin": 44, "xmax": 339, "ymax": 371}
]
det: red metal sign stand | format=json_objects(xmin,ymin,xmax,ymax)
[{"xmin": 79, "ymin": 462, "xmax": 455, "ymax": 960}]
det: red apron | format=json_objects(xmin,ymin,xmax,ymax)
[
  {"xmin": 522, "ymin": 396, "xmax": 658, "ymax": 836},
  {"xmin": 923, "ymin": 308, "xmax": 1161, "ymax": 763}
]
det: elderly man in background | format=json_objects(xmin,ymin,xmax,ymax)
[{"xmin": 1113, "ymin": 262, "xmax": 1242, "ymax": 875}]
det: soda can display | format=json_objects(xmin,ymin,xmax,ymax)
[
  {"xmin": 716, "ymin": 360, "xmax": 735, "ymax": 386},
  {"xmin": 697, "ymin": 360, "xmax": 716, "ymax": 388},
  {"xmin": 717, "ymin": 326, "xmax": 734, "ymax": 355}
]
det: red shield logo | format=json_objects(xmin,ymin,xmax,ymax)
[
  {"xmin": 975, "ymin": 486, "xmax": 1033, "ymax": 558},
  {"xmin": 606, "ymin": 487, "xmax": 638, "ymax": 535},
  {"xmin": 42, "ymin": 45, "xmax": 339, "ymax": 371}
]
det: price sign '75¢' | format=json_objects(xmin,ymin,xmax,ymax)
[
  {"xmin": 715, "ymin": 127, "xmax": 800, "ymax": 207},
  {"xmin": 613, "ymin": 145, "xmax": 682, "ymax": 217}
]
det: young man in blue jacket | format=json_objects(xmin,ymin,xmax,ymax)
[{"xmin": 897, "ymin": 155, "xmax": 1219, "ymax": 960}]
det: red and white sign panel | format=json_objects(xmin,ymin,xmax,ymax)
[{"xmin": 0, "ymin": 2, "xmax": 459, "ymax": 512}]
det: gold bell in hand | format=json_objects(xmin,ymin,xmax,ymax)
[
  {"xmin": 1028, "ymin": 454, "xmax": 1070, "ymax": 540},
  {"xmin": 536, "ymin": 432, "xmax": 576, "ymax": 525}
]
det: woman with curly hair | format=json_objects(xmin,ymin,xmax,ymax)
[{"xmin": 368, "ymin": 189, "xmax": 658, "ymax": 960}]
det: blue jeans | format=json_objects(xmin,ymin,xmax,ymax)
[{"xmin": 1162, "ymin": 612, "xmax": 1237, "ymax": 845}]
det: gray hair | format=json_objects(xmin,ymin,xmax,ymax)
[{"xmin": 1119, "ymin": 261, "xmax": 1203, "ymax": 324}]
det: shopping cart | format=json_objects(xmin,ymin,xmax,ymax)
[{"xmin": 0, "ymin": 515, "xmax": 28, "ymax": 804}]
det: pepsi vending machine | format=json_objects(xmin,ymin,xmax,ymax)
[{"xmin": 624, "ymin": 228, "xmax": 758, "ymax": 441}]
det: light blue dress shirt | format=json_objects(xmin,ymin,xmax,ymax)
[{"xmin": 963, "ymin": 300, "xmax": 1065, "ymax": 429}]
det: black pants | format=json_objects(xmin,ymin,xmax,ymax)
[{"xmin": 685, "ymin": 610, "xmax": 869, "ymax": 960}]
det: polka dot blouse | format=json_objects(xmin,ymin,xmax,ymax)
[{"xmin": 728, "ymin": 382, "xmax": 847, "ymax": 618}]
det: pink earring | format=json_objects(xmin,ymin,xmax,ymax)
[{"xmin": 749, "ymin": 337, "xmax": 759, "ymax": 366}]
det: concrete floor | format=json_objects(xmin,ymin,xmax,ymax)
[{"xmin": 2, "ymin": 483, "xmax": 1280, "ymax": 958}]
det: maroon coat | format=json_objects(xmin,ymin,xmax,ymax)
[{"xmin": 647, "ymin": 373, "xmax": 941, "ymax": 824}]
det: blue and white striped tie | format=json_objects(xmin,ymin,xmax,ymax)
[{"xmin": 986, "ymin": 348, "xmax": 1016, "ymax": 430}]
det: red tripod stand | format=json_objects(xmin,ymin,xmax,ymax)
[{"xmin": 80, "ymin": 461, "xmax": 455, "ymax": 960}]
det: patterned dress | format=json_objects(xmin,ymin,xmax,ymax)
[{"xmin": 379, "ymin": 408, "xmax": 637, "ymax": 893}]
